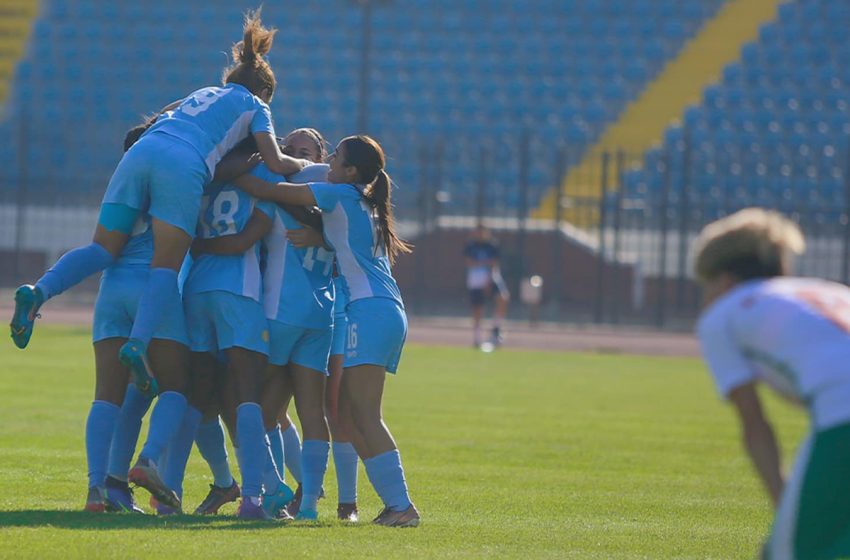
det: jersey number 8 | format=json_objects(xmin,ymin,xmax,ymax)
[{"xmin": 199, "ymin": 191, "xmax": 239, "ymax": 238}]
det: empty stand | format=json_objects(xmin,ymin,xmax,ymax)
[{"xmin": 0, "ymin": 0, "xmax": 721, "ymax": 215}]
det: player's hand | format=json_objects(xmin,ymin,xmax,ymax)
[{"xmin": 287, "ymin": 227, "xmax": 324, "ymax": 248}]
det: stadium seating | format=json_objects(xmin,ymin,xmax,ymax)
[
  {"xmin": 0, "ymin": 0, "xmax": 38, "ymax": 112},
  {"xmin": 623, "ymin": 0, "xmax": 850, "ymax": 224},
  {"xmin": 0, "ymin": 0, "xmax": 722, "ymax": 214}
]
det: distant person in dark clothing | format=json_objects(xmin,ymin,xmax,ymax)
[{"xmin": 464, "ymin": 226, "xmax": 509, "ymax": 348}]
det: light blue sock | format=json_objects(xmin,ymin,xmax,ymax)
[
  {"xmin": 364, "ymin": 449, "xmax": 412, "ymax": 512},
  {"xmin": 281, "ymin": 423, "xmax": 303, "ymax": 484},
  {"xmin": 195, "ymin": 418, "xmax": 234, "ymax": 488},
  {"xmin": 139, "ymin": 391, "xmax": 187, "ymax": 462},
  {"xmin": 85, "ymin": 400, "xmax": 120, "ymax": 488},
  {"xmin": 36, "ymin": 242, "xmax": 114, "ymax": 301},
  {"xmin": 333, "ymin": 442, "xmax": 359, "ymax": 504},
  {"xmin": 300, "ymin": 440, "xmax": 330, "ymax": 512},
  {"xmin": 236, "ymin": 402, "xmax": 265, "ymax": 499},
  {"xmin": 162, "ymin": 405, "xmax": 202, "ymax": 500},
  {"xmin": 107, "ymin": 383, "xmax": 152, "ymax": 480},
  {"xmin": 129, "ymin": 268, "xmax": 179, "ymax": 346},
  {"xmin": 263, "ymin": 430, "xmax": 284, "ymax": 494},
  {"xmin": 268, "ymin": 425, "xmax": 285, "ymax": 483}
]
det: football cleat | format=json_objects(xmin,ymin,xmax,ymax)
[
  {"xmin": 262, "ymin": 482, "xmax": 295, "ymax": 519},
  {"xmin": 194, "ymin": 481, "xmax": 241, "ymax": 515},
  {"xmin": 128, "ymin": 458, "xmax": 181, "ymax": 511},
  {"xmin": 237, "ymin": 498, "xmax": 276, "ymax": 520},
  {"xmin": 84, "ymin": 486, "xmax": 107, "ymax": 513},
  {"xmin": 285, "ymin": 484, "xmax": 303, "ymax": 518},
  {"xmin": 373, "ymin": 504, "xmax": 420, "ymax": 528},
  {"xmin": 490, "ymin": 327, "xmax": 503, "ymax": 347},
  {"xmin": 104, "ymin": 476, "xmax": 145, "ymax": 514},
  {"xmin": 10, "ymin": 285, "xmax": 43, "ymax": 349},
  {"xmin": 156, "ymin": 502, "xmax": 180, "ymax": 516},
  {"xmin": 118, "ymin": 339, "xmax": 159, "ymax": 398},
  {"xmin": 337, "ymin": 502, "xmax": 358, "ymax": 522}
]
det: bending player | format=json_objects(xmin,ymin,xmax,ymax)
[{"xmin": 693, "ymin": 208, "xmax": 850, "ymax": 559}]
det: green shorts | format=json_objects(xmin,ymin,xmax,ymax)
[{"xmin": 764, "ymin": 422, "xmax": 850, "ymax": 559}]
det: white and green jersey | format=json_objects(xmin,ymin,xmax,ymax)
[{"xmin": 697, "ymin": 277, "xmax": 850, "ymax": 430}]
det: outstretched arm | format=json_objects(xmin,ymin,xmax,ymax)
[
  {"xmin": 729, "ymin": 383, "xmax": 784, "ymax": 507},
  {"xmin": 234, "ymin": 174, "xmax": 318, "ymax": 207},
  {"xmin": 192, "ymin": 209, "xmax": 273, "ymax": 257},
  {"xmin": 254, "ymin": 132, "xmax": 309, "ymax": 176}
]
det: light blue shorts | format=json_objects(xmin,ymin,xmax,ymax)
[
  {"xmin": 331, "ymin": 312, "xmax": 348, "ymax": 357},
  {"xmin": 183, "ymin": 290, "xmax": 269, "ymax": 356},
  {"xmin": 93, "ymin": 267, "xmax": 189, "ymax": 345},
  {"xmin": 100, "ymin": 132, "xmax": 209, "ymax": 236},
  {"xmin": 268, "ymin": 320, "xmax": 332, "ymax": 374},
  {"xmin": 344, "ymin": 298, "xmax": 407, "ymax": 374}
]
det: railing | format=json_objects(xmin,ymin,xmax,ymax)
[{"xmin": 3, "ymin": 128, "xmax": 849, "ymax": 328}]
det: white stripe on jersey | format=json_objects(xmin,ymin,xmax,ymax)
[
  {"xmin": 324, "ymin": 202, "xmax": 374, "ymax": 300},
  {"xmin": 242, "ymin": 247, "xmax": 262, "ymax": 302},
  {"xmin": 263, "ymin": 213, "xmax": 289, "ymax": 320},
  {"xmin": 204, "ymin": 110, "xmax": 256, "ymax": 175}
]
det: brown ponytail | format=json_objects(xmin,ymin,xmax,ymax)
[
  {"xmin": 341, "ymin": 135, "xmax": 413, "ymax": 264},
  {"xmin": 223, "ymin": 9, "xmax": 278, "ymax": 102}
]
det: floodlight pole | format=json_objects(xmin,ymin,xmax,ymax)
[{"xmin": 351, "ymin": 0, "xmax": 390, "ymax": 133}]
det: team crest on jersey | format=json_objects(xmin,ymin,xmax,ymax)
[{"xmin": 261, "ymin": 330, "xmax": 269, "ymax": 343}]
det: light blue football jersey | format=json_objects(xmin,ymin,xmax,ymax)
[
  {"xmin": 258, "ymin": 163, "xmax": 335, "ymax": 329},
  {"xmin": 110, "ymin": 212, "xmax": 154, "ymax": 270},
  {"xmin": 146, "ymin": 83, "xmax": 275, "ymax": 175},
  {"xmin": 183, "ymin": 182, "xmax": 274, "ymax": 302},
  {"xmin": 106, "ymin": 211, "xmax": 194, "ymax": 289},
  {"xmin": 309, "ymin": 182, "xmax": 403, "ymax": 306}
]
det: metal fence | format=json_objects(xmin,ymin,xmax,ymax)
[
  {"xmin": 391, "ymin": 133, "xmax": 850, "ymax": 327},
  {"xmin": 3, "ymin": 129, "xmax": 850, "ymax": 328}
]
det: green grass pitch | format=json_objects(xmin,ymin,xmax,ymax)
[{"xmin": 0, "ymin": 326, "xmax": 806, "ymax": 558}]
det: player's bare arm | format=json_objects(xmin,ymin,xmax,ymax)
[
  {"xmin": 728, "ymin": 382, "xmax": 784, "ymax": 507},
  {"xmin": 286, "ymin": 226, "xmax": 326, "ymax": 249},
  {"xmin": 191, "ymin": 209, "xmax": 272, "ymax": 257},
  {"xmin": 234, "ymin": 174, "xmax": 317, "ymax": 207},
  {"xmin": 254, "ymin": 132, "xmax": 309, "ymax": 176}
]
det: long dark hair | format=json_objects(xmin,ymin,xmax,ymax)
[
  {"xmin": 340, "ymin": 135, "xmax": 413, "ymax": 264},
  {"xmin": 222, "ymin": 9, "xmax": 277, "ymax": 102}
]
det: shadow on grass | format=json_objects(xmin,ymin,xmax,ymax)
[{"xmin": 0, "ymin": 510, "xmax": 340, "ymax": 530}]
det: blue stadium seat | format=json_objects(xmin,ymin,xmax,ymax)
[{"xmin": 0, "ymin": 0, "xmax": 733, "ymax": 211}]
